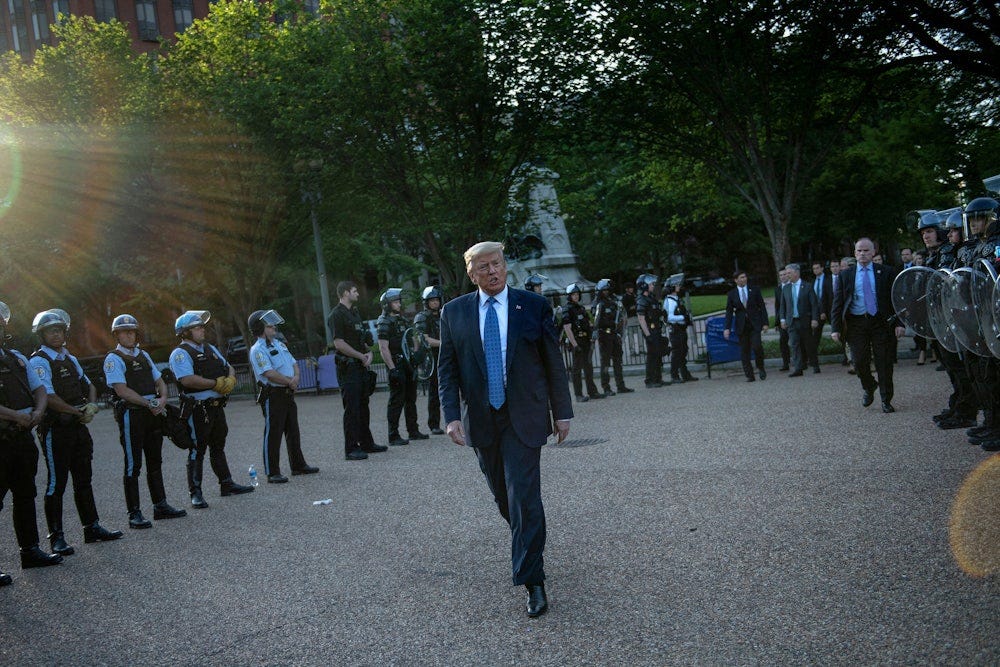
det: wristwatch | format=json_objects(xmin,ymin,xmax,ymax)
[{"xmin": 148, "ymin": 398, "xmax": 159, "ymax": 409}]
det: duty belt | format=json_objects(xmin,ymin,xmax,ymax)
[{"xmin": 602, "ymin": 328, "xmax": 615, "ymax": 334}]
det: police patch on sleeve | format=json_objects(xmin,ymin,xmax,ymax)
[
  {"xmin": 105, "ymin": 360, "xmax": 116, "ymax": 372},
  {"xmin": 254, "ymin": 351, "xmax": 266, "ymax": 368},
  {"xmin": 35, "ymin": 366, "xmax": 46, "ymax": 378},
  {"xmin": 172, "ymin": 352, "xmax": 185, "ymax": 364}
]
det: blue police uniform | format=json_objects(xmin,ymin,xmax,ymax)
[
  {"xmin": 105, "ymin": 344, "xmax": 186, "ymax": 523},
  {"xmin": 249, "ymin": 337, "xmax": 312, "ymax": 478},
  {"xmin": 169, "ymin": 341, "xmax": 252, "ymax": 506},
  {"xmin": 29, "ymin": 344, "xmax": 121, "ymax": 552}
]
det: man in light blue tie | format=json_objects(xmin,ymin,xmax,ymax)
[
  {"xmin": 778, "ymin": 263, "xmax": 819, "ymax": 377},
  {"xmin": 831, "ymin": 238, "xmax": 906, "ymax": 412},
  {"xmin": 437, "ymin": 241, "xmax": 573, "ymax": 618}
]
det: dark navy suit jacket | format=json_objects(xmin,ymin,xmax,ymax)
[{"xmin": 437, "ymin": 287, "xmax": 573, "ymax": 449}]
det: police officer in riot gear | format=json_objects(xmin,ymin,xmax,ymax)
[
  {"xmin": 104, "ymin": 314, "xmax": 187, "ymax": 529},
  {"xmin": 591, "ymin": 279, "xmax": 633, "ymax": 396},
  {"xmin": 378, "ymin": 289, "xmax": 428, "ymax": 445},
  {"xmin": 635, "ymin": 274, "xmax": 666, "ymax": 387},
  {"xmin": 524, "ymin": 275, "xmax": 545, "ymax": 294},
  {"xmin": 958, "ymin": 197, "xmax": 1000, "ymax": 452},
  {"xmin": 248, "ymin": 310, "xmax": 319, "ymax": 483},
  {"xmin": 414, "ymin": 286, "xmax": 444, "ymax": 435},
  {"xmin": 562, "ymin": 283, "xmax": 603, "ymax": 402},
  {"xmin": 28, "ymin": 310, "xmax": 122, "ymax": 556},
  {"xmin": 0, "ymin": 301, "xmax": 63, "ymax": 581},
  {"xmin": 330, "ymin": 281, "xmax": 385, "ymax": 460},
  {"xmin": 169, "ymin": 311, "xmax": 254, "ymax": 508},
  {"xmin": 665, "ymin": 282, "xmax": 698, "ymax": 383}
]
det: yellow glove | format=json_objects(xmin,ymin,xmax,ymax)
[
  {"xmin": 79, "ymin": 403, "xmax": 99, "ymax": 424},
  {"xmin": 213, "ymin": 377, "xmax": 229, "ymax": 394},
  {"xmin": 222, "ymin": 376, "xmax": 237, "ymax": 394}
]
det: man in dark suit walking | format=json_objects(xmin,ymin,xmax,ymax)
[
  {"xmin": 774, "ymin": 269, "xmax": 791, "ymax": 371},
  {"xmin": 723, "ymin": 271, "xmax": 769, "ymax": 381},
  {"xmin": 437, "ymin": 241, "xmax": 573, "ymax": 618},
  {"xmin": 810, "ymin": 260, "xmax": 833, "ymax": 371},
  {"xmin": 778, "ymin": 263, "xmax": 820, "ymax": 376},
  {"xmin": 831, "ymin": 237, "xmax": 905, "ymax": 412}
]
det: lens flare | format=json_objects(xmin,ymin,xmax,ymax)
[
  {"xmin": 0, "ymin": 123, "xmax": 22, "ymax": 220},
  {"xmin": 949, "ymin": 453, "xmax": 1000, "ymax": 578}
]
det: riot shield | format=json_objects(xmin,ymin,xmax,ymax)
[
  {"xmin": 947, "ymin": 267, "xmax": 991, "ymax": 357},
  {"xmin": 972, "ymin": 259, "xmax": 1000, "ymax": 358},
  {"xmin": 891, "ymin": 267, "xmax": 936, "ymax": 338},
  {"xmin": 402, "ymin": 327, "xmax": 435, "ymax": 381},
  {"xmin": 927, "ymin": 270, "xmax": 959, "ymax": 353}
]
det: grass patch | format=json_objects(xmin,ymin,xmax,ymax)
[{"xmin": 689, "ymin": 294, "xmax": 728, "ymax": 315}]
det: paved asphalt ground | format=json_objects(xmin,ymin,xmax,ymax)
[{"xmin": 1, "ymin": 361, "xmax": 997, "ymax": 665}]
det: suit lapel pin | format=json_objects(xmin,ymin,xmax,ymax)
[{"xmin": 515, "ymin": 304, "xmax": 522, "ymax": 310}]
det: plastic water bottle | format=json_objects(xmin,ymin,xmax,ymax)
[{"xmin": 248, "ymin": 465, "xmax": 259, "ymax": 487}]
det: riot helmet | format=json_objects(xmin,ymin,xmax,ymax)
[
  {"xmin": 421, "ymin": 285, "xmax": 442, "ymax": 304},
  {"xmin": 248, "ymin": 309, "xmax": 285, "ymax": 337},
  {"xmin": 565, "ymin": 284, "xmax": 581, "ymax": 295},
  {"xmin": 175, "ymin": 310, "xmax": 210, "ymax": 337},
  {"xmin": 636, "ymin": 274, "xmax": 658, "ymax": 293},
  {"xmin": 911, "ymin": 210, "xmax": 943, "ymax": 232},
  {"xmin": 32, "ymin": 309, "xmax": 69, "ymax": 335},
  {"xmin": 595, "ymin": 278, "xmax": 612, "ymax": 292},
  {"xmin": 965, "ymin": 197, "xmax": 1000, "ymax": 237},
  {"xmin": 523, "ymin": 274, "xmax": 545, "ymax": 291},
  {"xmin": 111, "ymin": 314, "xmax": 139, "ymax": 332},
  {"xmin": 380, "ymin": 288, "xmax": 403, "ymax": 312}
]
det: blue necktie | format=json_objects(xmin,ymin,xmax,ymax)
[
  {"xmin": 792, "ymin": 283, "xmax": 799, "ymax": 318},
  {"xmin": 485, "ymin": 297, "xmax": 505, "ymax": 409},
  {"xmin": 863, "ymin": 266, "xmax": 877, "ymax": 315}
]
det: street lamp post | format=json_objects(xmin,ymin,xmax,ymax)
[{"xmin": 308, "ymin": 190, "xmax": 333, "ymax": 349}]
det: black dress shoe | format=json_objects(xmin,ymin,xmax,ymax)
[
  {"xmin": 644, "ymin": 382, "xmax": 663, "ymax": 388},
  {"xmin": 862, "ymin": 390, "xmax": 874, "ymax": 407},
  {"xmin": 430, "ymin": 428, "xmax": 445, "ymax": 435},
  {"xmin": 746, "ymin": 376, "xmax": 755, "ymax": 382},
  {"xmin": 20, "ymin": 546, "xmax": 63, "ymax": 569},
  {"xmin": 812, "ymin": 367, "xmax": 821, "ymax": 374},
  {"xmin": 937, "ymin": 417, "xmax": 977, "ymax": 430},
  {"xmin": 345, "ymin": 448, "xmax": 369, "ymax": 461},
  {"xmin": 291, "ymin": 465, "xmax": 320, "ymax": 475},
  {"xmin": 152, "ymin": 501, "xmax": 187, "ymax": 520},
  {"xmin": 190, "ymin": 491, "xmax": 209, "ymax": 510},
  {"xmin": 0, "ymin": 570, "xmax": 11, "ymax": 586},
  {"xmin": 588, "ymin": 393, "xmax": 605, "ymax": 400},
  {"xmin": 617, "ymin": 387, "xmax": 634, "ymax": 394},
  {"xmin": 525, "ymin": 583, "xmax": 548, "ymax": 618},
  {"xmin": 409, "ymin": 431, "xmax": 430, "ymax": 440},
  {"xmin": 779, "ymin": 365, "xmax": 789, "ymax": 372},
  {"xmin": 759, "ymin": 369, "xmax": 767, "ymax": 380},
  {"xmin": 602, "ymin": 388, "xmax": 615, "ymax": 396},
  {"xmin": 789, "ymin": 370, "xmax": 804, "ymax": 377},
  {"xmin": 882, "ymin": 401, "xmax": 895, "ymax": 413},
  {"xmin": 83, "ymin": 522, "xmax": 124, "ymax": 543},
  {"xmin": 575, "ymin": 395, "xmax": 589, "ymax": 403},
  {"xmin": 388, "ymin": 435, "xmax": 409, "ymax": 446},
  {"xmin": 267, "ymin": 474, "xmax": 289, "ymax": 484},
  {"xmin": 129, "ymin": 510, "xmax": 153, "ymax": 528},
  {"xmin": 671, "ymin": 377, "xmax": 683, "ymax": 384},
  {"xmin": 362, "ymin": 444, "xmax": 388, "ymax": 453},
  {"xmin": 683, "ymin": 375, "xmax": 699, "ymax": 382},
  {"xmin": 220, "ymin": 480, "xmax": 255, "ymax": 496}
]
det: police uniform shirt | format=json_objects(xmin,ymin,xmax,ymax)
[
  {"xmin": 1, "ymin": 347, "xmax": 45, "ymax": 414},
  {"xmin": 664, "ymin": 296, "xmax": 685, "ymax": 325},
  {"xmin": 103, "ymin": 345, "xmax": 161, "ymax": 400},
  {"xmin": 28, "ymin": 345, "xmax": 90, "ymax": 397},
  {"xmin": 169, "ymin": 342, "xmax": 229, "ymax": 401},
  {"xmin": 250, "ymin": 337, "xmax": 297, "ymax": 387},
  {"xmin": 330, "ymin": 304, "xmax": 367, "ymax": 353}
]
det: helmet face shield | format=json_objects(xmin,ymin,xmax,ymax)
[
  {"xmin": 32, "ymin": 310, "xmax": 69, "ymax": 334},
  {"xmin": 111, "ymin": 314, "xmax": 140, "ymax": 332},
  {"xmin": 596, "ymin": 278, "xmax": 612, "ymax": 292},
  {"xmin": 175, "ymin": 310, "xmax": 211, "ymax": 335},
  {"xmin": 421, "ymin": 286, "xmax": 442, "ymax": 301},
  {"xmin": 260, "ymin": 310, "xmax": 284, "ymax": 327}
]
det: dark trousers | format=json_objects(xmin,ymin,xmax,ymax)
[
  {"xmin": 571, "ymin": 341, "xmax": 599, "ymax": 397},
  {"xmin": 0, "ymin": 429, "xmax": 41, "ymax": 548},
  {"xmin": 786, "ymin": 319, "xmax": 814, "ymax": 372},
  {"xmin": 387, "ymin": 360, "xmax": 418, "ymax": 437},
  {"xmin": 474, "ymin": 405, "xmax": 545, "ymax": 586},
  {"xmin": 598, "ymin": 332, "xmax": 626, "ymax": 390},
  {"xmin": 778, "ymin": 324, "xmax": 791, "ymax": 368},
  {"xmin": 809, "ymin": 321, "xmax": 825, "ymax": 369},
  {"xmin": 426, "ymin": 371, "xmax": 440, "ymax": 430},
  {"xmin": 187, "ymin": 404, "xmax": 234, "ymax": 484},
  {"xmin": 738, "ymin": 323, "xmax": 765, "ymax": 378},
  {"xmin": 260, "ymin": 390, "xmax": 306, "ymax": 476},
  {"xmin": 644, "ymin": 330, "xmax": 664, "ymax": 384},
  {"xmin": 117, "ymin": 407, "xmax": 166, "ymax": 503},
  {"xmin": 669, "ymin": 326, "xmax": 690, "ymax": 379},
  {"xmin": 339, "ymin": 363, "xmax": 375, "ymax": 454},
  {"xmin": 38, "ymin": 421, "xmax": 98, "ymax": 526},
  {"xmin": 966, "ymin": 355, "xmax": 999, "ymax": 426},
  {"xmin": 845, "ymin": 314, "xmax": 895, "ymax": 402},
  {"xmin": 939, "ymin": 346, "xmax": 977, "ymax": 419}
]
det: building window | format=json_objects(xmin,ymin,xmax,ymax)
[
  {"xmin": 94, "ymin": 0, "xmax": 116, "ymax": 22},
  {"xmin": 8, "ymin": 0, "xmax": 28, "ymax": 53},
  {"xmin": 52, "ymin": 0, "xmax": 69, "ymax": 21},
  {"xmin": 172, "ymin": 0, "xmax": 192, "ymax": 33},
  {"xmin": 135, "ymin": 0, "xmax": 158, "ymax": 41},
  {"xmin": 0, "ymin": 12, "xmax": 9, "ymax": 52},
  {"xmin": 30, "ymin": 0, "xmax": 48, "ymax": 43}
]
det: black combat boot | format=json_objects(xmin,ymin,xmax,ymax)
[
  {"xmin": 149, "ymin": 470, "xmax": 186, "ymax": 519},
  {"xmin": 220, "ymin": 477, "xmax": 254, "ymax": 496},
  {"xmin": 84, "ymin": 522, "xmax": 124, "ymax": 543},
  {"xmin": 124, "ymin": 476, "xmax": 152, "ymax": 529},
  {"xmin": 20, "ymin": 545, "xmax": 63, "ymax": 569},
  {"xmin": 44, "ymin": 496, "xmax": 74, "ymax": 556},
  {"xmin": 187, "ymin": 460, "xmax": 209, "ymax": 508}
]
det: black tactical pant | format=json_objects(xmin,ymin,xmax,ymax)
[
  {"xmin": 187, "ymin": 402, "xmax": 234, "ymax": 484},
  {"xmin": 598, "ymin": 331, "xmax": 626, "ymax": 391},
  {"xmin": 338, "ymin": 361, "xmax": 376, "ymax": 454},
  {"xmin": 644, "ymin": 330, "xmax": 664, "ymax": 385},
  {"xmin": 571, "ymin": 340, "xmax": 599, "ymax": 397},
  {"xmin": 0, "ymin": 428, "xmax": 41, "ymax": 548},
  {"xmin": 38, "ymin": 421, "xmax": 98, "ymax": 526},
  {"xmin": 116, "ymin": 406, "xmax": 166, "ymax": 503},
  {"xmin": 259, "ymin": 389, "xmax": 306, "ymax": 476},
  {"xmin": 938, "ymin": 346, "xmax": 977, "ymax": 419},
  {"xmin": 669, "ymin": 325, "xmax": 691, "ymax": 380},
  {"xmin": 387, "ymin": 358, "xmax": 419, "ymax": 437},
  {"xmin": 966, "ymin": 354, "xmax": 998, "ymax": 427}
]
